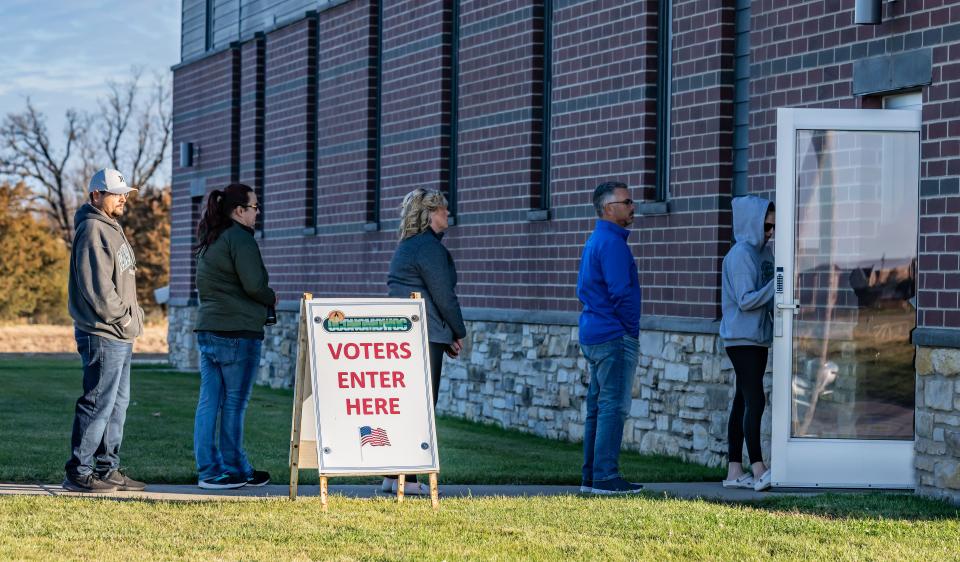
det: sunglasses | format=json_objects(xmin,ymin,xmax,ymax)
[{"xmin": 764, "ymin": 223, "xmax": 775, "ymax": 232}]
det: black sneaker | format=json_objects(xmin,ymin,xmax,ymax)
[
  {"xmin": 100, "ymin": 468, "xmax": 146, "ymax": 491},
  {"xmin": 62, "ymin": 472, "xmax": 118, "ymax": 493},
  {"xmin": 198, "ymin": 473, "xmax": 247, "ymax": 490},
  {"xmin": 246, "ymin": 470, "xmax": 270, "ymax": 487},
  {"xmin": 591, "ymin": 477, "xmax": 644, "ymax": 495}
]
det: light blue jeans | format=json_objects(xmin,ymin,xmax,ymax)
[
  {"xmin": 194, "ymin": 332, "xmax": 262, "ymax": 481},
  {"xmin": 66, "ymin": 330, "xmax": 133, "ymax": 477},
  {"xmin": 580, "ymin": 334, "xmax": 639, "ymax": 484}
]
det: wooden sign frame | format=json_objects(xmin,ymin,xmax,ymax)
[{"xmin": 289, "ymin": 293, "xmax": 439, "ymax": 511}]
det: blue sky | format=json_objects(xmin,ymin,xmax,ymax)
[{"xmin": 0, "ymin": 0, "xmax": 180, "ymax": 149}]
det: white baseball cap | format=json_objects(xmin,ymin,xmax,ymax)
[{"xmin": 89, "ymin": 168, "xmax": 137, "ymax": 195}]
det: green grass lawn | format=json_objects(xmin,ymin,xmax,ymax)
[
  {"xmin": 1, "ymin": 494, "xmax": 958, "ymax": 561},
  {"xmin": 3, "ymin": 358, "xmax": 959, "ymax": 561},
  {"xmin": 0, "ymin": 358, "xmax": 721, "ymax": 485}
]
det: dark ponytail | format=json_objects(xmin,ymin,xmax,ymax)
[{"xmin": 195, "ymin": 183, "xmax": 254, "ymax": 255}]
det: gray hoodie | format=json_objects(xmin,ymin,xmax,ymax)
[
  {"xmin": 68, "ymin": 203, "xmax": 144, "ymax": 342},
  {"xmin": 720, "ymin": 195, "xmax": 774, "ymax": 347}
]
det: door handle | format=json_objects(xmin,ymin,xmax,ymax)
[{"xmin": 774, "ymin": 300, "xmax": 798, "ymax": 338}]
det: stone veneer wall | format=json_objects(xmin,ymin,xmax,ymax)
[
  {"xmin": 168, "ymin": 305, "xmax": 302, "ymax": 389},
  {"xmin": 168, "ymin": 305, "xmax": 771, "ymax": 468},
  {"xmin": 168, "ymin": 305, "xmax": 198, "ymax": 372},
  {"xmin": 915, "ymin": 346, "xmax": 960, "ymax": 503},
  {"xmin": 437, "ymin": 321, "xmax": 771, "ymax": 468}
]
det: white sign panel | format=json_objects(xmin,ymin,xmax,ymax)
[{"xmin": 305, "ymin": 298, "xmax": 439, "ymax": 475}]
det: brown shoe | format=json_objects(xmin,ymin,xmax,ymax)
[
  {"xmin": 100, "ymin": 469, "xmax": 146, "ymax": 491},
  {"xmin": 63, "ymin": 473, "xmax": 118, "ymax": 493}
]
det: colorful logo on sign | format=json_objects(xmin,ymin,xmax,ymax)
[{"xmin": 323, "ymin": 311, "xmax": 413, "ymax": 333}]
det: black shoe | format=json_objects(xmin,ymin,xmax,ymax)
[
  {"xmin": 62, "ymin": 472, "xmax": 118, "ymax": 493},
  {"xmin": 246, "ymin": 470, "xmax": 270, "ymax": 487},
  {"xmin": 198, "ymin": 473, "xmax": 247, "ymax": 490},
  {"xmin": 591, "ymin": 477, "xmax": 644, "ymax": 495},
  {"xmin": 100, "ymin": 468, "xmax": 146, "ymax": 491}
]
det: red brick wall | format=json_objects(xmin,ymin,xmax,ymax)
[
  {"xmin": 171, "ymin": 1, "xmax": 960, "ymax": 328},
  {"xmin": 171, "ymin": 49, "xmax": 240, "ymax": 301},
  {"xmin": 316, "ymin": 0, "xmax": 377, "ymax": 227},
  {"xmin": 264, "ymin": 17, "xmax": 317, "ymax": 236},
  {"xmin": 170, "ymin": 1, "xmax": 704, "ymax": 315},
  {"xmin": 458, "ymin": 0, "xmax": 542, "ymax": 214},
  {"xmin": 638, "ymin": 0, "xmax": 735, "ymax": 319},
  {"xmin": 749, "ymin": 1, "xmax": 960, "ymax": 329},
  {"xmin": 239, "ymin": 36, "xmax": 265, "ymax": 221},
  {"xmin": 276, "ymin": 0, "xmax": 388, "ymax": 301},
  {"xmin": 378, "ymin": 0, "xmax": 452, "ymax": 215}
]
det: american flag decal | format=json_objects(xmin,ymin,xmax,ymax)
[{"xmin": 359, "ymin": 426, "xmax": 391, "ymax": 447}]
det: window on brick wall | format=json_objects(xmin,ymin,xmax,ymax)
[
  {"xmin": 529, "ymin": 0, "xmax": 552, "ymax": 220},
  {"xmin": 371, "ymin": 0, "xmax": 383, "ymax": 227},
  {"xmin": 190, "ymin": 193, "xmax": 204, "ymax": 302},
  {"xmin": 446, "ymin": 0, "xmax": 460, "ymax": 221},
  {"xmin": 732, "ymin": 0, "xmax": 750, "ymax": 197},
  {"xmin": 882, "ymin": 91, "xmax": 921, "ymax": 110},
  {"xmin": 204, "ymin": 0, "xmax": 214, "ymax": 52},
  {"xmin": 881, "ymin": 91, "xmax": 922, "ymax": 226},
  {"xmin": 654, "ymin": 0, "xmax": 672, "ymax": 202}
]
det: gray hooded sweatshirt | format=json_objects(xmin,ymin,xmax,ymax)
[
  {"xmin": 68, "ymin": 203, "xmax": 144, "ymax": 342},
  {"xmin": 720, "ymin": 195, "xmax": 774, "ymax": 347}
]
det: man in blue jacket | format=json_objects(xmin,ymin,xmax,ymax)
[{"xmin": 576, "ymin": 181, "xmax": 643, "ymax": 495}]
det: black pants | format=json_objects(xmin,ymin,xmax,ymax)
[
  {"xmin": 427, "ymin": 341, "xmax": 444, "ymax": 408},
  {"xmin": 726, "ymin": 345, "xmax": 767, "ymax": 465},
  {"xmin": 395, "ymin": 342, "xmax": 446, "ymax": 483}
]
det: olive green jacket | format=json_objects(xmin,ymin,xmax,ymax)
[{"xmin": 195, "ymin": 222, "xmax": 275, "ymax": 333}]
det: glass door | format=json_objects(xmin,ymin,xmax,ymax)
[{"xmin": 771, "ymin": 108, "xmax": 919, "ymax": 488}]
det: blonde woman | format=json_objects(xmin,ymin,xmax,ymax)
[{"xmin": 383, "ymin": 188, "xmax": 466, "ymax": 495}]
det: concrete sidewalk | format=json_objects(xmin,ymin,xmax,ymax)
[{"xmin": 0, "ymin": 481, "xmax": 886, "ymax": 503}]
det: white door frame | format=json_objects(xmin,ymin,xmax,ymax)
[{"xmin": 771, "ymin": 107, "xmax": 920, "ymax": 489}]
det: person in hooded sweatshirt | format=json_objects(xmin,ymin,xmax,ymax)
[
  {"xmin": 64, "ymin": 169, "xmax": 146, "ymax": 493},
  {"xmin": 720, "ymin": 195, "xmax": 775, "ymax": 492}
]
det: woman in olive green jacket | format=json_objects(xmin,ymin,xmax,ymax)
[{"xmin": 193, "ymin": 183, "xmax": 275, "ymax": 490}]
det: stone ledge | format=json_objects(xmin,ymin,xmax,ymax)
[{"xmin": 914, "ymin": 328, "xmax": 960, "ymax": 350}]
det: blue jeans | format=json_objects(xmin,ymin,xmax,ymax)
[
  {"xmin": 580, "ymin": 334, "xmax": 639, "ymax": 483},
  {"xmin": 194, "ymin": 332, "xmax": 262, "ymax": 481},
  {"xmin": 66, "ymin": 330, "xmax": 133, "ymax": 477}
]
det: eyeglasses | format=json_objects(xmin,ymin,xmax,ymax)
[
  {"xmin": 607, "ymin": 199, "xmax": 634, "ymax": 207},
  {"xmin": 242, "ymin": 204, "xmax": 260, "ymax": 211},
  {"xmin": 764, "ymin": 223, "xmax": 775, "ymax": 232}
]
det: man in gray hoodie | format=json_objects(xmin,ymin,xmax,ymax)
[{"xmin": 63, "ymin": 168, "xmax": 146, "ymax": 493}]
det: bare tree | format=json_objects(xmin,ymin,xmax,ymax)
[
  {"xmin": 0, "ymin": 101, "xmax": 88, "ymax": 244},
  {"xmin": 0, "ymin": 67, "xmax": 172, "ymax": 247},
  {"xmin": 97, "ymin": 68, "xmax": 172, "ymax": 189}
]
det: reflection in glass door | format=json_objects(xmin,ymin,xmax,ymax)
[{"xmin": 791, "ymin": 130, "xmax": 919, "ymax": 440}]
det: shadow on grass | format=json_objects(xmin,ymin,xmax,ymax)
[
  {"xmin": 744, "ymin": 492, "xmax": 960, "ymax": 521},
  {"xmin": 596, "ymin": 489, "xmax": 960, "ymax": 522}
]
